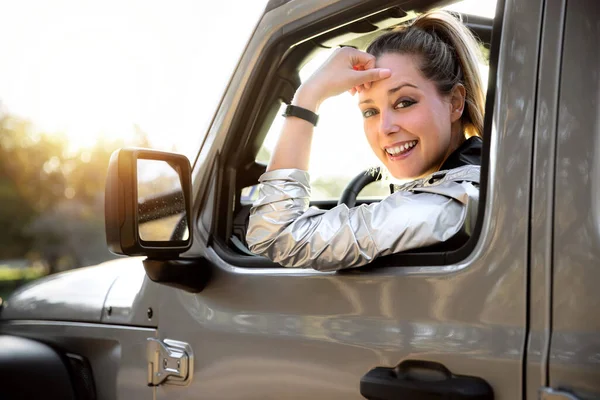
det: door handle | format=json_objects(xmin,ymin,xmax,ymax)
[{"xmin": 360, "ymin": 360, "xmax": 494, "ymax": 399}]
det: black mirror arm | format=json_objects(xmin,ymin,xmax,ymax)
[{"xmin": 143, "ymin": 258, "xmax": 212, "ymax": 293}]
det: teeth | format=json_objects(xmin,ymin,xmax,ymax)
[{"xmin": 386, "ymin": 141, "xmax": 417, "ymax": 155}]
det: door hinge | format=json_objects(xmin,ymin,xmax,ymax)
[
  {"xmin": 540, "ymin": 388, "xmax": 581, "ymax": 400},
  {"xmin": 146, "ymin": 338, "xmax": 194, "ymax": 387}
]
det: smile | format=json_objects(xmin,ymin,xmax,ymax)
[{"xmin": 385, "ymin": 140, "xmax": 418, "ymax": 157}]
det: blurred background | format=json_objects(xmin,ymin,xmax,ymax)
[
  {"xmin": 0, "ymin": 0, "xmax": 494, "ymax": 301},
  {"xmin": 0, "ymin": 0, "xmax": 268, "ymax": 300}
]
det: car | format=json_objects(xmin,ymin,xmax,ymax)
[{"xmin": 1, "ymin": 0, "xmax": 599, "ymax": 399}]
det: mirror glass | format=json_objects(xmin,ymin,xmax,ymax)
[{"xmin": 137, "ymin": 159, "xmax": 189, "ymax": 242}]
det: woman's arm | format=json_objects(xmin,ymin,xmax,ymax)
[
  {"xmin": 247, "ymin": 166, "xmax": 480, "ymax": 271},
  {"xmin": 266, "ymin": 47, "xmax": 391, "ymax": 172}
]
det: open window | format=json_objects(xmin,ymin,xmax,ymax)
[{"xmin": 211, "ymin": 0, "xmax": 501, "ymax": 268}]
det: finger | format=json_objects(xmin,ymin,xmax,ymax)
[
  {"xmin": 348, "ymin": 87, "xmax": 357, "ymax": 96},
  {"xmin": 349, "ymin": 50, "xmax": 376, "ymax": 69},
  {"xmin": 352, "ymin": 68, "xmax": 391, "ymax": 87},
  {"xmin": 364, "ymin": 81, "xmax": 371, "ymax": 90},
  {"xmin": 363, "ymin": 56, "xmax": 377, "ymax": 70}
]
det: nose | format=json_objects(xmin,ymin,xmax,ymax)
[{"xmin": 378, "ymin": 109, "xmax": 399, "ymax": 136}]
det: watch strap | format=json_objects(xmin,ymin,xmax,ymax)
[{"xmin": 282, "ymin": 104, "xmax": 319, "ymax": 127}]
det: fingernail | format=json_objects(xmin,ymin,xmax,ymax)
[{"xmin": 379, "ymin": 69, "xmax": 392, "ymax": 78}]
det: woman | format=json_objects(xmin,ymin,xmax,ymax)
[{"xmin": 246, "ymin": 11, "xmax": 485, "ymax": 271}]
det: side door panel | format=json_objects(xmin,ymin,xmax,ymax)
[
  {"xmin": 550, "ymin": 0, "xmax": 600, "ymax": 397},
  {"xmin": 526, "ymin": 0, "xmax": 566, "ymax": 398},
  {"xmin": 157, "ymin": 0, "xmax": 543, "ymax": 398}
]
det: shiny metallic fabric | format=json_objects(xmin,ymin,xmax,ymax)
[{"xmin": 247, "ymin": 165, "xmax": 480, "ymax": 271}]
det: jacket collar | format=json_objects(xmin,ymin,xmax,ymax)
[{"xmin": 439, "ymin": 136, "xmax": 482, "ymax": 170}]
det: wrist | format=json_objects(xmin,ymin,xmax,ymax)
[{"xmin": 293, "ymin": 83, "xmax": 323, "ymax": 112}]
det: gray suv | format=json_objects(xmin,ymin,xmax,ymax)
[{"xmin": 1, "ymin": 0, "xmax": 598, "ymax": 399}]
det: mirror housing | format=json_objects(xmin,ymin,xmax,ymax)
[{"xmin": 105, "ymin": 148, "xmax": 192, "ymax": 257}]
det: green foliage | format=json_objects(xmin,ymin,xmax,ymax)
[
  {"xmin": 0, "ymin": 178, "xmax": 35, "ymax": 258},
  {"xmin": 0, "ymin": 264, "xmax": 46, "ymax": 282},
  {"xmin": 0, "ymin": 112, "xmax": 150, "ymax": 273}
]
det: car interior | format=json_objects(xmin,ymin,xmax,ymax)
[{"xmin": 207, "ymin": 0, "xmax": 499, "ymax": 269}]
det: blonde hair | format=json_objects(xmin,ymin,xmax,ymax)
[{"xmin": 366, "ymin": 11, "xmax": 486, "ymax": 138}]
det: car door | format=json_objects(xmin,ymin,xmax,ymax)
[
  {"xmin": 153, "ymin": 0, "xmax": 544, "ymax": 398},
  {"xmin": 545, "ymin": 0, "xmax": 600, "ymax": 398}
]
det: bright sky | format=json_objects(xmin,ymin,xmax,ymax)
[
  {"xmin": 0, "ymin": 0, "xmax": 496, "ymax": 174},
  {"xmin": 0, "ymin": 0, "xmax": 267, "ymax": 159}
]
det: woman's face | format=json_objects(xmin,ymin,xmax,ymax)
[{"xmin": 358, "ymin": 53, "xmax": 464, "ymax": 180}]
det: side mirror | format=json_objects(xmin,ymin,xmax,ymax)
[{"xmin": 105, "ymin": 148, "xmax": 192, "ymax": 257}]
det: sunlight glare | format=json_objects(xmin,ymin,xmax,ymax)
[{"xmin": 0, "ymin": 0, "xmax": 267, "ymax": 157}]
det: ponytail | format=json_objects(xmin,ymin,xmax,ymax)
[{"xmin": 366, "ymin": 11, "xmax": 485, "ymax": 138}]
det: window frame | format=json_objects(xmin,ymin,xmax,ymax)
[{"xmin": 207, "ymin": 0, "xmax": 505, "ymax": 269}]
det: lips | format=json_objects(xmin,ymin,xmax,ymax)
[{"xmin": 385, "ymin": 140, "xmax": 418, "ymax": 157}]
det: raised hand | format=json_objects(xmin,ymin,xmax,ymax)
[{"xmin": 296, "ymin": 47, "xmax": 391, "ymax": 109}]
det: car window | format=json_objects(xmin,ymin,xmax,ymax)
[
  {"xmin": 255, "ymin": 1, "xmax": 493, "ymax": 202},
  {"xmin": 0, "ymin": 1, "xmax": 267, "ymax": 302}
]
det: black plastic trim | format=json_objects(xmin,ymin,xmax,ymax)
[
  {"xmin": 361, "ymin": 360, "xmax": 494, "ymax": 400},
  {"xmin": 65, "ymin": 353, "xmax": 97, "ymax": 400},
  {"xmin": 0, "ymin": 335, "xmax": 76, "ymax": 400},
  {"xmin": 143, "ymin": 258, "xmax": 212, "ymax": 293}
]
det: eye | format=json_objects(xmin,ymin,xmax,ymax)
[
  {"xmin": 362, "ymin": 108, "xmax": 378, "ymax": 118},
  {"xmin": 394, "ymin": 99, "xmax": 416, "ymax": 109}
]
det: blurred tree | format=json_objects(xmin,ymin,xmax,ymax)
[
  {"xmin": 0, "ymin": 178, "xmax": 35, "ymax": 258},
  {"xmin": 0, "ymin": 115, "xmax": 67, "ymax": 211},
  {"xmin": 0, "ymin": 112, "xmax": 150, "ymax": 272}
]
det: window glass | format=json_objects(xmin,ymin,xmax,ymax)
[{"xmin": 256, "ymin": 0, "xmax": 493, "ymax": 201}]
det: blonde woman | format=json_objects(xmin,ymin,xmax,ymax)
[{"xmin": 247, "ymin": 11, "xmax": 486, "ymax": 271}]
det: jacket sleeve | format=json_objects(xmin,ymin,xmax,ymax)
[{"xmin": 246, "ymin": 167, "xmax": 479, "ymax": 272}]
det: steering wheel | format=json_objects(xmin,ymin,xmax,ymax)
[{"xmin": 338, "ymin": 167, "xmax": 383, "ymax": 208}]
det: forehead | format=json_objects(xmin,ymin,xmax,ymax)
[
  {"xmin": 374, "ymin": 52, "xmax": 422, "ymax": 73},
  {"xmin": 359, "ymin": 53, "xmax": 432, "ymax": 102}
]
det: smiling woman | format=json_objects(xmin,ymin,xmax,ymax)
[
  {"xmin": 247, "ymin": 10, "xmax": 485, "ymax": 271},
  {"xmin": 257, "ymin": 0, "xmax": 492, "ymax": 195}
]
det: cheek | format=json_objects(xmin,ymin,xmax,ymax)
[
  {"xmin": 364, "ymin": 121, "xmax": 381, "ymax": 155},
  {"xmin": 417, "ymin": 103, "xmax": 451, "ymax": 151}
]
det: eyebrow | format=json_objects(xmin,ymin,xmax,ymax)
[{"xmin": 359, "ymin": 83, "xmax": 419, "ymax": 105}]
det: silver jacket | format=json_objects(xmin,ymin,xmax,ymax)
[{"xmin": 246, "ymin": 165, "xmax": 480, "ymax": 271}]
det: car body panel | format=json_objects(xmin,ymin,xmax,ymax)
[
  {"xmin": 549, "ymin": 0, "xmax": 600, "ymax": 397},
  {"xmin": 1, "ymin": 260, "xmax": 121, "ymax": 323},
  {"xmin": 1, "ymin": 257, "xmax": 159, "ymax": 328},
  {"xmin": 0, "ymin": 320, "xmax": 156, "ymax": 400},
  {"xmin": 101, "ymin": 258, "xmax": 161, "ymax": 327},
  {"xmin": 526, "ymin": 0, "xmax": 566, "ymax": 398},
  {"xmin": 155, "ymin": 0, "xmax": 543, "ymax": 399}
]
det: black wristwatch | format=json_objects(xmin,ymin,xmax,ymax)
[{"xmin": 282, "ymin": 104, "xmax": 319, "ymax": 127}]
